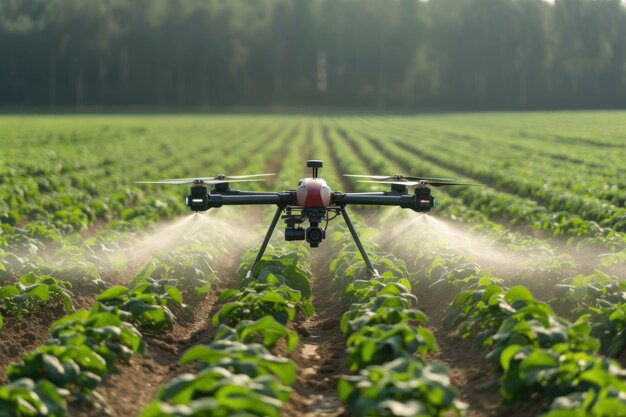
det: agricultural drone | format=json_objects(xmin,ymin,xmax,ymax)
[{"xmin": 138, "ymin": 160, "xmax": 476, "ymax": 277}]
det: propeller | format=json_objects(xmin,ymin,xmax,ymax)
[
  {"xmin": 157, "ymin": 173, "xmax": 275, "ymax": 182},
  {"xmin": 137, "ymin": 173, "xmax": 275, "ymax": 186},
  {"xmin": 344, "ymin": 174, "xmax": 456, "ymax": 182},
  {"xmin": 136, "ymin": 178, "xmax": 266, "ymax": 186},
  {"xmin": 358, "ymin": 180, "xmax": 481, "ymax": 188}
]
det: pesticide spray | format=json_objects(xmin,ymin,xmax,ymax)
[
  {"xmin": 85, "ymin": 207, "xmax": 262, "ymax": 283},
  {"xmin": 378, "ymin": 209, "xmax": 555, "ymax": 279}
]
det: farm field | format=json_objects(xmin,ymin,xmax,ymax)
[{"xmin": 1, "ymin": 112, "xmax": 626, "ymax": 417}]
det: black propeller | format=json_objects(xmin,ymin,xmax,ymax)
[
  {"xmin": 137, "ymin": 173, "xmax": 275, "ymax": 186},
  {"xmin": 344, "ymin": 174, "xmax": 456, "ymax": 182},
  {"xmin": 357, "ymin": 179, "xmax": 481, "ymax": 187},
  {"xmin": 136, "ymin": 178, "xmax": 267, "ymax": 186}
]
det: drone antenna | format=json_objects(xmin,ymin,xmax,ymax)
[{"xmin": 307, "ymin": 160, "xmax": 323, "ymax": 178}]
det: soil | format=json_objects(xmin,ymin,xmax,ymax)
[{"xmin": 283, "ymin": 250, "xmax": 350, "ymax": 417}]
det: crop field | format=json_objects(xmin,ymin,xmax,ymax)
[{"xmin": 1, "ymin": 112, "xmax": 626, "ymax": 417}]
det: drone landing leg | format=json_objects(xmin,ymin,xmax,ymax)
[
  {"xmin": 246, "ymin": 205, "xmax": 284, "ymax": 279},
  {"xmin": 340, "ymin": 206, "xmax": 379, "ymax": 278}
]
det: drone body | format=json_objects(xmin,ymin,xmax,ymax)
[
  {"xmin": 296, "ymin": 178, "xmax": 331, "ymax": 208},
  {"xmin": 139, "ymin": 160, "xmax": 476, "ymax": 277}
]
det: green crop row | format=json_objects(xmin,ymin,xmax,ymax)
[
  {"xmin": 328, "ymin": 227, "xmax": 465, "ymax": 417},
  {"xmin": 356, "ymin": 121, "xmax": 626, "ymax": 252},
  {"xmin": 335, "ymin": 127, "xmax": 582, "ymax": 285},
  {"xmin": 0, "ymin": 273, "xmax": 73, "ymax": 330},
  {"xmin": 140, "ymin": 245, "xmax": 313, "ymax": 417},
  {"xmin": 369, "ymin": 119, "xmax": 626, "ymax": 232},
  {"xmin": 0, "ymin": 239, "xmax": 218, "ymax": 416},
  {"xmin": 331, "ymin": 119, "xmax": 626, "ymax": 268},
  {"xmin": 386, "ymin": 211, "xmax": 626, "ymax": 417},
  {"xmin": 551, "ymin": 271, "xmax": 626, "ymax": 358},
  {"xmin": 353, "ymin": 115, "xmax": 625, "ymax": 206},
  {"xmin": 138, "ymin": 121, "xmax": 313, "ymax": 417},
  {"xmin": 0, "ymin": 117, "xmax": 284, "ymax": 232}
]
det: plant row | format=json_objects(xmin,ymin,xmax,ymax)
[
  {"xmin": 0, "ymin": 240, "xmax": 219, "ymax": 416},
  {"xmin": 388, "ymin": 216, "xmax": 626, "ymax": 417},
  {"xmin": 346, "ymin": 120, "xmax": 626, "ymax": 255},
  {"xmin": 139, "ymin": 245, "xmax": 314, "ymax": 417},
  {"xmin": 328, "ymin": 229, "xmax": 466, "ymax": 417}
]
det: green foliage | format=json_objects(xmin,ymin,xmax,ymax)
[
  {"xmin": 551, "ymin": 272, "xmax": 626, "ymax": 357},
  {"xmin": 500, "ymin": 344, "xmax": 626, "ymax": 410},
  {"xmin": 338, "ymin": 358, "xmax": 466, "ymax": 417},
  {"xmin": 180, "ymin": 341, "xmax": 297, "ymax": 386},
  {"xmin": 346, "ymin": 323, "xmax": 437, "ymax": 371},
  {"xmin": 0, "ymin": 273, "xmax": 73, "ymax": 327},
  {"xmin": 213, "ymin": 285, "xmax": 298, "ymax": 326},
  {"xmin": 141, "ymin": 368, "xmax": 286, "ymax": 417},
  {"xmin": 214, "ymin": 316, "xmax": 299, "ymax": 353},
  {"xmin": 7, "ymin": 309, "xmax": 144, "ymax": 397},
  {"xmin": 0, "ymin": 378, "xmax": 68, "ymax": 417}
]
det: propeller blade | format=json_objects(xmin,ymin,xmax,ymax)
[
  {"xmin": 344, "ymin": 174, "xmax": 397, "ymax": 180},
  {"xmin": 136, "ymin": 179, "xmax": 266, "ymax": 186},
  {"xmin": 226, "ymin": 173, "xmax": 276, "ymax": 179},
  {"xmin": 158, "ymin": 173, "xmax": 276, "ymax": 181},
  {"xmin": 136, "ymin": 180, "xmax": 195, "ymax": 185},
  {"xmin": 428, "ymin": 181, "xmax": 482, "ymax": 187},
  {"xmin": 344, "ymin": 174, "xmax": 456, "ymax": 182},
  {"xmin": 358, "ymin": 180, "xmax": 481, "ymax": 187},
  {"xmin": 358, "ymin": 180, "xmax": 421, "ymax": 187},
  {"xmin": 403, "ymin": 175, "xmax": 456, "ymax": 182}
]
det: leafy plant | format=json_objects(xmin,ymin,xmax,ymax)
[
  {"xmin": 213, "ymin": 285, "xmax": 300, "ymax": 326},
  {"xmin": 0, "ymin": 378, "xmax": 68, "ymax": 417},
  {"xmin": 346, "ymin": 323, "xmax": 437, "ymax": 370},
  {"xmin": 141, "ymin": 367, "xmax": 288, "ymax": 417},
  {"xmin": 0, "ymin": 273, "xmax": 73, "ymax": 326},
  {"xmin": 214, "ymin": 316, "xmax": 299, "ymax": 353},
  {"xmin": 180, "ymin": 340, "xmax": 297, "ymax": 386},
  {"xmin": 338, "ymin": 358, "xmax": 465, "ymax": 417}
]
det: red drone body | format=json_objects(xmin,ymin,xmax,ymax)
[{"xmin": 296, "ymin": 178, "xmax": 332, "ymax": 208}]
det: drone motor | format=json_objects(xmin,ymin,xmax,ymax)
[{"xmin": 185, "ymin": 183, "xmax": 209, "ymax": 211}]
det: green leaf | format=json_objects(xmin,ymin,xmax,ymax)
[
  {"xmin": 0, "ymin": 285, "xmax": 19, "ymax": 298},
  {"xmin": 500, "ymin": 344, "xmax": 524, "ymax": 373},
  {"xmin": 259, "ymin": 292, "xmax": 288, "ymax": 305},
  {"xmin": 505, "ymin": 286, "xmax": 535, "ymax": 304},
  {"xmin": 26, "ymin": 284, "xmax": 49, "ymax": 301},
  {"xmin": 97, "ymin": 286, "xmax": 129, "ymax": 301}
]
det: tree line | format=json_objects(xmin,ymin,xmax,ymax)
[{"xmin": 1, "ymin": 0, "xmax": 625, "ymax": 110}]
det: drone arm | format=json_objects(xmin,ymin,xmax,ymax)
[
  {"xmin": 213, "ymin": 192, "xmax": 295, "ymax": 206},
  {"xmin": 335, "ymin": 192, "xmax": 430, "ymax": 210},
  {"xmin": 187, "ymin": 191, "xmax": 295, "ymax": 211}
]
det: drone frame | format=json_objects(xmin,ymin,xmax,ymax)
[{"xmin": 139, "ymin": 160, "xmax": 476, "ymax": 278}]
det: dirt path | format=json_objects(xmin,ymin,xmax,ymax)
[{"xmin": 283, "ymin": 250, "xmax": 349, "ymax": 417}]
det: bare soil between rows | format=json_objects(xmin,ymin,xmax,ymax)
[{"xmin": 283, "ymin": 249, "xmax": 349, "ymax": 417}]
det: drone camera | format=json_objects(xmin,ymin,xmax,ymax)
[
  {"xmin": 285, "ymin": 227, "xmax": 305, "ymax": 241},
  {"xmin": 305, "ymin": 226, "xmax": 325, "ymax": 247},
  {"xmin": 185, "ymin": 185, "xmax": 209, "ymax": 211}
]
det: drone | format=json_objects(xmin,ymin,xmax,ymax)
[{"xmin": 138, "ymin": 160, "xmax": 476, "ymax": 277}]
